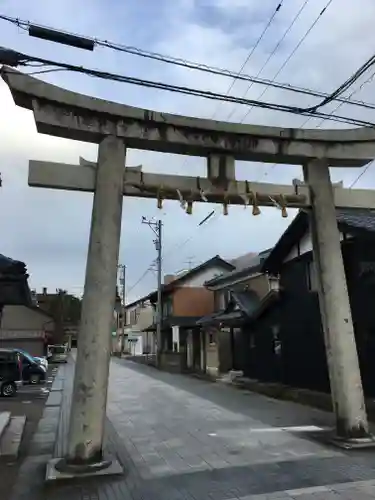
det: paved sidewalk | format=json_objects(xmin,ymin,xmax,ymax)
[
  {"xmin": 106, "ymin": 359, "xmax": 375, "ymax": 499},
  {"xmin": 10, "ymin": 357, "xmax": 375, "ymax": 499}
]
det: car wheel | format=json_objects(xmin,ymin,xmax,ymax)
[
  {"xmin": 30, "ymin": 374, "xmax": 40, "ymax": 385},
  {"xmin": 1, "ymin": 382, "xmax": 16, "ymax": 397}
]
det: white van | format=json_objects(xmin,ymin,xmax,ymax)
[{"xmin": 48, "ymin": 345, "xmax": 68, "ymax": 363}]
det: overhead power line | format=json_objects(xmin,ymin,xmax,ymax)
[
  {"xmin": 259, "ymin": 67, "xmax": 375, "ymax": 183},
  {"xmin": 211, "ymin": 0, "xmax": 284, "ymax": 118},
  {"xmin": 1, "ymin": 47, "xmax": 373, "ymax": 128},
  {"xmin": 126, "ymin": 266, "xmax": 154, "ymax": 297},
  {"xmin": 181, "ymin": 1, "xmax": 284, "ymax": 227},
  {"xmin": 127, "ymin": 210, "xmax": 218, "ymax": 297},
  {"xmin": 1, "ymin": 13, "xmax": 375, "ymax": 113},
  {"xmin": 307, "ymin": 52, "xmax": 375, "ymax": 113},
  {"xmin": 226, "ymin": 0, "xmax": 311, "ymax": 121},
  {"xmin": 240, "ymin": 0, "xmax": 335, "ymax": 122},
  {"xmin": 349, "ymin": 163, "xmax": 373, "ymax": 189}
]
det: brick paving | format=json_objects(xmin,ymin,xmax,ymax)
[{"xmin": 8, "ymin": 357, "xmax": 375, "ymax": 499}]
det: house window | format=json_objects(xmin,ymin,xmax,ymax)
[{"xmin": 306, "ymin": 260, "xmax": 318, "ymax": 291}]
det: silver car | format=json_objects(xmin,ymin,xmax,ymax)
[{"xmin": 48, "ymin": 345, "xmax": 68, "ymax": 363}]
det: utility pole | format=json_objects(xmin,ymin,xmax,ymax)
[
  {"xmin": 142, "ymin": 217, "xmax": 162, "ymax": 364},
  {"xmin": 117, "ymin": 264, "xmax": 126, "ymax": 355}
]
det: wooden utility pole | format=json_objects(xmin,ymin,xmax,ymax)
[
  {"xmin": 142, "ymin": 217, "xmax": 162, "ymax": 363},
  {"xmin": 118, "ymin": 264, "xmax": 126, "ymax": 354}
]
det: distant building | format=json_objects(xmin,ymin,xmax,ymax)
[
  {"xmin": 0, "ymin": 254, "xmax": 55, "ymax": 356},
  {"xmin": 0, "ymin": 304, "xmax": 55, "ymax": 356}
]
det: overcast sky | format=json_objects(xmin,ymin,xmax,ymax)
[{"xmin": 1, "ymin": 0, "xmax": 375, "ymax": 303}]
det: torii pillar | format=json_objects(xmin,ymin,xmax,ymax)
[
  {"xmin": 304, "ymin": 159, "xmax": 370, "ymax": 446},
  {"xmin": 60, "ymin": 136, "xmax": 126, "ymax": 471}
]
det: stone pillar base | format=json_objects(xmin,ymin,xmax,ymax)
[
  {"xmin": 46, "ymin": 456, "xmax": 123, "ymax": 482},
  {"xmin": 329, "ymin": 434, "xmax": 375, "ymax": 450},
  {"xmin": 312, "ymin": 428, "xmax": 375, "ymax": 450}
]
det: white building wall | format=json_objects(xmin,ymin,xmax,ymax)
[
  {"xmin": 284, "ymin": 230, "xmax": 353, "ymax": 263},
  {"xmin": 180, "ymin": 266, "xmax": 226, "ymax": 287},
  {"xmin": 124, "ymin": 302, "xmax": 154, "ymax": 354}
]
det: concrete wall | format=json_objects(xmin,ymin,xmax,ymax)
[
  {"xmin": 159, "ymin": 352, "xmax": 185, "ymax": 373},
  {"xmin": 0, "ymin": 338, "xmax": 45, "ymax": 357},
  {"xmin": 1, "ymin": 304, "xmax": 53, "ymax": 331},
  {"xmin": 0, "ymin": 305, "xmax": 54, "ymax": 357}
]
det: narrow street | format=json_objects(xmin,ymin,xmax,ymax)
[
  {"xmin": 104, "ymin": 359, "xmax": 375, "ymax": 499},
  {"xmin": 8, "ymin": 357, "xmax": 375, "ymax": 499}
]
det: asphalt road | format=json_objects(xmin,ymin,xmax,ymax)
[{"xmin": 0, "ymin": 364, "xmax": 58, "ymax": 500}]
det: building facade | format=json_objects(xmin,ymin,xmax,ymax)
[
  {"xmin": 146, "ymin": 255, "xmax": 235, "ymax": 372},
  {"xmin": 253, "ymin": 208, "xmax": 375, "ymax": 396},
  {"xmin": 200, "ymin": 249, "xmax": 277, "ymax": 377},
  {"xmin": 0, "ymin": 304, "xmax": 55, "ymax": 356}
]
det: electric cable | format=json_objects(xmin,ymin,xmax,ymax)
[
  {"xmin": 240, "ymin": 0, "xmax": 335, "ymax": 123},
  {"xmin": 226, "ymin": 0, "xmax": 311, "ymax": 121},
  {"xmin": 260, "ymin": 68, "xmax": 375, "ymax": 182},
  {"xmin": 1, "ymin": 13, "xmax": 375, "ymax": 112},
  {"xmin": 211, "ymin": 0, "xmax": 284, "ymax": 119},
  {"xmin": 1, "ymin": 48, "xmax": 373, "ymax": 129},
  {"xmin": 126, "ymin": 211, "xmax": 218, "ymax": 298}
]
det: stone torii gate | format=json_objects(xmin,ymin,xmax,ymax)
[{"xmin": 3, "ymin": 66, "xmax": 375, "ymax": 475}]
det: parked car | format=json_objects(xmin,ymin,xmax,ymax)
[
  {"xmin": 0, "ymin": 348, "xmax": 23, "ymax": 397},
  {"xmin": 34, "ymin": 356, "xmax": 48, "ymax": 369},
  {"xmin": 48, "ymin": 344, "xmax": 68, "ymax": 363},
  {"xmin": 12, "ymin": 349, "xmax": 48, "ymax": 370},
  {"xmin": 17, "ymin": 351, "xmax": 47, "ymax": 384}
]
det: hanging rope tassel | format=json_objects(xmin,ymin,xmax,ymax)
[
  {"xmin": 176, "ymin": 189, "xmax": 187, "ymax": 210},
  {"xmin": 223, "ymin": 192, "xmax": 229, "ymax": 215},
  {"xmin": 186, "ymin": 200, "xmax": 193, "ymax": 215},
  {"xmin": 279, "ymin": 194, "xmax": 288, "ymax": 218},
  {"xmin": 252, "ymin": 191, "xmax": 261, "ymax": 216},
  {"xmin": 241, "ymin": 180, "xmax": 251, "ymax": 209},
  {"xmin": 197, "ymin": 177, "xmax": 208, "ymax": 202},
  {"xmin": 157, "ymin": 185, "xmax": 164, "ymax": 209}
]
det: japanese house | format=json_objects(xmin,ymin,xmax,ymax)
[
  {"xmin": 255, "ymin": 208, "xmax": 375, "ymax": 396},
  {"xmin": 145, "ymin": 255, "xmax": 235, "ymax": 372},
  {"xmin": 199, "ymin": 248, "xmax": 279, "ymax": 377}
]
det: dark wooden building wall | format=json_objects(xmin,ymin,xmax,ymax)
[
  {"xmin": 245, "ymin": 235, "xmax": 375, "ymax": 397},
  {"xmin": 277, "ymin": 255, "xmax": 329, "ymax": 392},
  {"xmin": 344, "ymin": 237, "xmax": 375, "ymax": 396}
]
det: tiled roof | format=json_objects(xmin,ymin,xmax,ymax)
[
  {"xmin": 232, "ymin": 290, "xmax": 260, "ymax": 317},
  {"xmin": 336, "ymin": 208, "xmax": 375, "ymax": 232},
  {"xmin": 0, "ymin": 254, "xmax": 26, "ymax": 274},
  {"xmin": 205, "ymin": 249, "xmax": 272, "ymax": 289},
  {"xmin": 229, "ymin": 251, "xmax": 258, "ymax": 270},
  {"xmin": 136, "ymin": 255, "xmax": 235, "ymax": 305}
]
